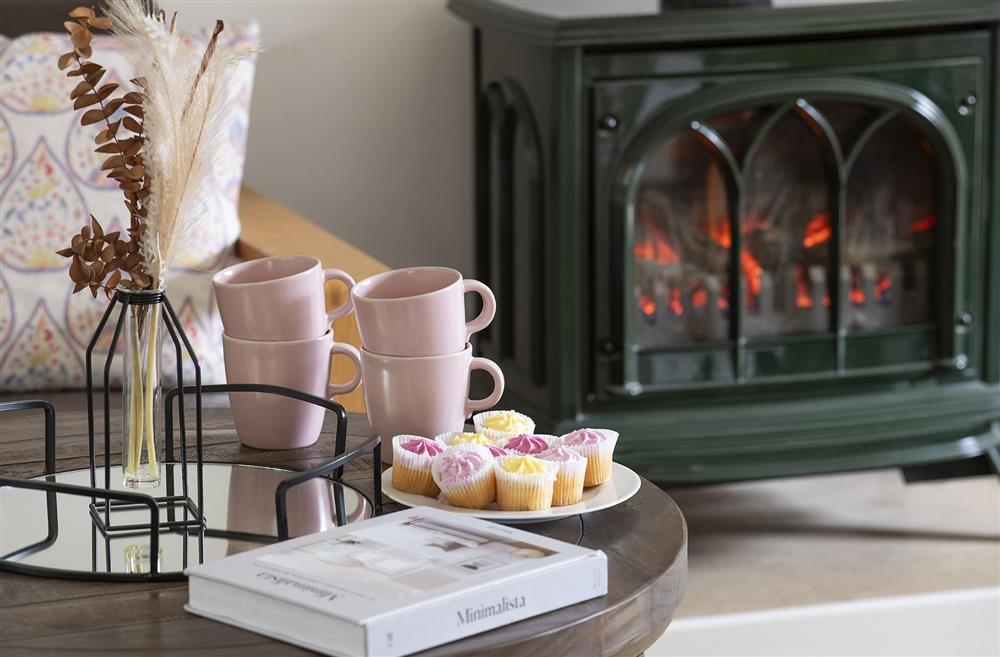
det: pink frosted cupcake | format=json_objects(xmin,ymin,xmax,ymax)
[
  {"xmin": 560, "ymin": 428, "xmax": 618, "ymax": 487},
  {"xmin": 431, "ymin": 443, "xmax": 496, "ymax": 509},
  {"xmin": 391, "ymin": 435, "xmax": 444, "ymax": 497},
  {"xmin": 502, "ymin": 433, "xmax": 556, "ymax": 455},
  {"xmin": 538, "ymin": 446, "xmax": 588, "ymax": 505}
]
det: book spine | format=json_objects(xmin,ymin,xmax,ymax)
[{"xmin": 364, "ymin": 552, "xmax": 608, "ymax": 657}]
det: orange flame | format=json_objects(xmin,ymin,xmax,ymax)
[
  {"xmin": 639, "ymin": 293, "xmax": 656, "ymax": 318},
  {"xmin": 668, "ymin": 286, "xmax": 684, "ymax": 316},
  {"xmin": 911, "ymin": 215, "xmax": 936, "ymax": 232},
  {"xmin": 634, "ymin": 208, "xmax": 679, "ymax": 265},
  {"xmin": 849, "ymin": 270, "xmax": 866, "ymax": 305},
  {"xmin": 795, "ymin": 264, "xmax": 813, "ymax": 308},
  {"xmin": 691, "ymin": 283, "xmax": 708, "ymax": 310},
  {"xmin": 803, "ymin": 213, "xmax": 831, "ymax": 248},
  {"xmin": 742, "ymin": 249, "xmax": 763, "ymax": 301},
  {"xmin": 719, "ymin": 284, "xmax": 729, "ymax": 310},
  {"xmin": 875, "ymin": 269, "xmax": 891, "ymax": 302}
]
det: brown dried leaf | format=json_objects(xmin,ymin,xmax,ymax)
[
  {"xmin": 128, "ymin": 165, "xmax": 145, "ymax": 179},
  {"xmin": 124, "ymin": 253, "xmax": 140, "ymax": 270},
  {"xmin": 119, "ymin": 180, "xmax": 142, "ymax": 192},
  {"xmin": 58, "ymin": 52, "xmax": 77, "ymax": 70},
  {"xmin": 124, "ymin": 140, "xmax": 142, "ymax": 158},
  {"xmin": 106, "ymin": 270, "xmax": 122, "ymax": 290},
  {"xmin": 101, "ymin": 154, "xmax": 125, "ymax": 170},
  {"xmin": 101, "ymin": 244, "xmax": 115, "ymax": 262},
  {"xmin": 73, "ymin": 281, "xmax": 87, "ymax": 294},
  {"xmin": 104, "ymin": 231, "xmax": 120, "ymax": 242},
  {"xmin": 103, "ymin": 98, "xmax": 124, "ymax": 116},
  {"xmin": 69, "ymin": 7, "xmax": 96, "ymax": 19},
  {"xmin": 89, "ymin": 283, "xmax": 100, "ymax": 298},
  {"xmin": 123, "ymin": 105, "xmax": 144, "ymax": 118},
  {"xmin": 73, "ymin": 93, "xmax": 99, "ymax": 109},
  {"xmin": 89, "ymin": 16, "xmax": 112, "ymax": 30},
  {"xmin": 130, "ymin": 77, "xmax": 147, "ymax": 88},
  {"xmin": 69, "ymin": 256, "xmax": 85, "ymax": 283},
  {"xmin": 95, "ymin": 142, "xmax": 122, "ymax": 154},
  {"xmin": 80, "ymin": 108, "xmax": 105, "ymax": 125},
  {"xmin": 91, "ymin": 216, "xmax": 103, "ymax": 239},
  {"xmin": 95, "ymin": 120, "xmax": 121, "ymax": 143},
  {"xmin": 122, "ymin": 116, "xmax": 143, "ymax": 133},
  {"xmin": 131, "ymin": 271, "xmax": 151, "ymax": 288},
  {"xmin": 63, "ymin": 20, "xmax": 84, "ymax": 38},
  {"xmin": 76, "ymin": 44, "xmax": 92, "ymax": 58},
  {"xmin": 70, "ymin": 80, "xmax": 90, "ymax": 99},
  {"xmin": 96, "ymin": 83, "xmax": 118, "ymax": 100},
  {"xmin": 85, "ymin": 67, "xmax": 105, "ymax": 86},
  {"xmin": 122, "ymin": 92, "xmax": 143, "ymax": 104},
  {"xmin": 113, "ymin": 241, "xmax": 128, "ymax": 257},
  {"xmin": 80, "ymin": 225, "xmax": 90, "ymax": 240}
]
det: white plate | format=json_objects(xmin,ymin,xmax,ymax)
[{"xmin": 381, "ymin": 462, "xmax": 641, "ymax": 524}]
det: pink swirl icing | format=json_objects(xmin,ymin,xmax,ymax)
[
  {"xmin": 434, "ymin": 451, "xmax": 486, "ymax": 484},
  {"xmin": 562, "ymin": 429, "xmax": 610, "ymax": 446},
  {"xmin": 539, "ymin": 446, "xmax": 585, "ymax": 462},
  {"xmin": 503, "ymin": 434, "xmax": 550, "ymax": 454},
  {"xmin": 400, "ymin": 437, "xmax": 444, "ymax": 456},
  {"xmin": 485, "ymin": 444, "xmax": 507, "ymax": 458}
]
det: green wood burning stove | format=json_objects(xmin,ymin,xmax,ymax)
[{"xmin": 450, "ymin": 0, "xmax": 1000, "ymax": 482}]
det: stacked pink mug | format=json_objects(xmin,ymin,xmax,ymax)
[
  {"xmin": 212, "ymin": 256, "xmax": 362, "ymax": 449},
  {"xmin": 351, "ymin": 267, "xmax": 504, "ymax": 463}
]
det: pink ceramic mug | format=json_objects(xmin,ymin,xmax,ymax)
[
  {"xmin": 223, "ymin": 331, "xmax": 362, "ymax": 449},
  {"xmin": 213, "ymin": 255, "xmax": 355, "ymax": 341},
  {"xmin": 351, "ymin": 267, "xmax": 495, "ymax": 357},
  {"xmin": 360, "ymin": 344, "xmax": 505, "ymax": 463}
]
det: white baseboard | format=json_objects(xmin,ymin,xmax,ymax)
[{"xmin": 649, "ymin": 587, "xmax": 1000, "ymax": 657}]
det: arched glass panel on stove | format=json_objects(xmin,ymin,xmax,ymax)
[
  {"xmin": 741, "ymin": 109, "xmax": 834, "ymax": 338},
  {"xmin": 632, "ymin": 128, "xmax": 732, "ymax": 349},
  {"xmin": 844, "ymin": 115, "xmax": 937, "ymax": 331}
]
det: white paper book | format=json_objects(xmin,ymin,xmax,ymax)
[{"xmin": 185, "ymin": 506, "xmax": 608, "ymax": 657}]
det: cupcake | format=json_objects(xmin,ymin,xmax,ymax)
[
  {"xmin": 502, "ymin": 433, "xmax": 556, "ymax": 455},
  {"xmin": 561, "ymin": 428, "xmax": 619, "ymax": 487},
  {"xmin": 391, "ymin": 435, "xmax": 444, "ymax": 497},
  {"xmin": 473, "ymin": 410, "xmax": 535, "ymax": 444},
  {"xmin": 538, "ymin": 446, "xmax": 587, "ymax": 506},
  {"xmin": 431, "ymin": 443, "xmax": 496, "ymax": 509},
  {"xmin": 437, "ymin": 431, "xmax": 497, "ymax": 448},
  {"xmin": 494, "ymin": 455, "xmax": 559, "ymax": 511}
]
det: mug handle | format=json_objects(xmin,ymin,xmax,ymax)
[
  {"xmin": 463, "ymin": 279, "xmax": 496, "ymax": 339},
  {"xmin": 464, "ymin": 356, "xmax": 505, "ymax": 417},
  {"xmin": 327, "ymin": 342, "xmax": 363, "ymax": 396},
  {"xmin": 324, "ymin": 269, "xmax": 357, "ymax": 323}
]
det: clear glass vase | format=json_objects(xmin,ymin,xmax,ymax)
[{"xmin": 122, "ymin": 291, "xmax": 164, "ymax": 489}]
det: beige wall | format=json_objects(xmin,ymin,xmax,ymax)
[{"xmin": 164, "ymin": 0, "xmax": 474, "ymax": 274}]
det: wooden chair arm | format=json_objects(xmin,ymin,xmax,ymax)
[{"xmin": 237, "ymin": 186, "xmax": 389, "ymax": 413}]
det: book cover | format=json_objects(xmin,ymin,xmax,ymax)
[{"xmin": 186, "ymin": 507, "xmax": 607, "ymax": 656}]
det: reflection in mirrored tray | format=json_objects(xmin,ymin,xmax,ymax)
[{"xmin": 0, "ymin": 463, "xmax": 372, "ymax": 580}]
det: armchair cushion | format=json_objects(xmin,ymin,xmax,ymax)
[{"xmin": 0, "ymin": 25, "xmax": 258, "ymax": 390}]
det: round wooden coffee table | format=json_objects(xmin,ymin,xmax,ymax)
[{"xmin": 0, "ymin": 399, "xmax": 687, "ymax": 657}]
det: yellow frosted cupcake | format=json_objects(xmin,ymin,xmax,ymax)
[
  {"xmin": 473, "ymin": 410, "xmax": 535, "ymax": 444},
  {"xmin": 561, "ymin": 428, "xmax": 618, "ymax": 487},
  {"xmin": 391, "ymin": 435, "xmax": 445, "ymax": 497},
  {"xmin": 538, "ymin": 446, "xmax": 587, "ymax": 506},
  {"xmin": 494, "ymin": 455, "xmax": 558, "ymax": 511},
  {"xmin": 436, "ymin": 431, "xmax": 508, "ymax": 458},
  {"xmin": 431, "ymin": 443, "xmax": 496, "ymax": 509}
]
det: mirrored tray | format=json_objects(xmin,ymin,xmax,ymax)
[{"xmin": 0, "ymin": 462, "xmax": 372, "ymax": 581}]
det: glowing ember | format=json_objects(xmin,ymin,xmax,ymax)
[
  {"xmin": 634, "ymin": 208, "xmax": 679, "ymax": 264},
  {"xmin": 849, "ymin": 270, "xmax": 866, "ymax": 305},
  {"xmin": 803, "ymin": 213, "xmax": 831, "ymax": 248},
  {"xmin": 795, "ymin": 264, "xmax": 813, "ymax": 308},
  {"xmin": 741, "ymin": 249, "xmax": 763, "ymax": 307},
  {"xmin": 691, "ymin": 282, "xmax": 708, "ymax": 310},
  {"xmin": 668, "ymin": 285, "xmax": 684, "ymax": 316},
  {"xmin": 911, "ymin": 215, "xmax": 936, "ymax": 232},
  {"xmin": 639, "ymin": 293, "xmax": 656, "ymax": 318},
  {"xmin": 719, "ymin": 284, "xmax": 729, "ymax": 311},
  {"xmin": 875, "ymin": 269, "xmax": 892, "ymax": 303}
]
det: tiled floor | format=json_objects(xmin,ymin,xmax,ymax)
[{"xmin": 667, "ymin": 468, "xmax": 1000, "ymax": 617}]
